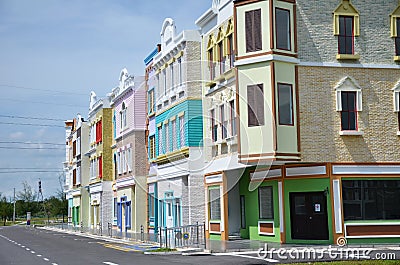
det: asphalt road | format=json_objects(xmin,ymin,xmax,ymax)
[{"xmin": 0, "ymin": 226, "xmax": 265, "ymax": 265}]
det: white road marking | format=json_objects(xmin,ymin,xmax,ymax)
[
  {"xmin": 103, "ymin": 262, "xmax": 119, "ymax": 265},
  {"xmin": 37, "ymin": 254, "xmax": 42, "ymax": 257},
  {"xmin": 21, "ymin": 245, "xmax": 25, "ymax": 248},
  {"xmin": 43, "ymin": 258, "xmax": 49, "ymax": 261},
  {"xmin": 17, "ymin": 244, "xmax": 21, "ymax": 246}
]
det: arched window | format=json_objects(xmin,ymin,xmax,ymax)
[{"xmin": 120, "ymin": 102, "xmax": 127, "ymax": 129}]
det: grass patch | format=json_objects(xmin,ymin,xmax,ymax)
[
  {"xmin": 147, "ymin": 248, "xmax": 177, "ymax": 252},
  {"xmin": 290, "ymin": 261, "xmax": 399, "ymax": 265}
]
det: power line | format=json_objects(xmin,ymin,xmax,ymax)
[
  {"xmin": 0, "ymin": 167, "xmax": 61, "ymax": 170},
  {"xmin": 0, "ymin": 121, "xmax": 64, "ymax": 128},
  {"xmin": 0, "ymin": 170, "xmax": 63, "ymax": 173},
  {"xmin": 0, "ymin": 146, "xmax": 63, "ymax": 150},
  {"xmin": 0, "ymin": 114, "xmax": 66, "ymax": 121},
  {"xmin": 0, "ymin": 141, "xmax": 65, "ymax": 146},
  {"xmin": 0, "ymin": 84, "xmax": 88, "ymax": 96},
  {"xmin": 0, "ymin": 97, "xmax": 87, "ymax": 108}
]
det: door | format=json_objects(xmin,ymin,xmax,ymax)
[
  {"xmin": 290, "ymin": 192, "xmax": 329, "ymax": 240},
  {"xmin": 166, "ymin": 200, "xmax": 174, "ymax": 228}
]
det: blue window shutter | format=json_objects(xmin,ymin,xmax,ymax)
[{"xmin": 117, "ymin": 203, "xmax": 122, "ymax": 228}]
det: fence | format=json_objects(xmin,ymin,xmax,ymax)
[
  {"xmin": 158, "ymin": 222, "xmax": 206, "ymax": 249},
  {"xmin": 44, "ymin": 221, "xmax": 206, "ymax": 249}
]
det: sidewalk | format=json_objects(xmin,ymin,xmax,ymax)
[{"xmin": 38, "ymin": 226, "xmax": 400, "ymax": 255}]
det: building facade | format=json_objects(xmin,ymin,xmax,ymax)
[
  {"xmin": 109, "ymin": 69, "xmax": 147, "ymax": 233},
  {"xmin": 85, "ymin": 92, "xmax": 113, "ymax": 232},
  {"xmin": 152, "ymin": 18, "xmax": 204, "ymax": 228},
  {"xmin": 229, "ymin": 0, "xmax": 400, "ymax": 245},
  {"xmin": 144, "ymin": 46, "xmax": 161, "ymax": 235},
  {"xmin": 64, "ymin": 115, "xmax": 90, "ymax": 228},
  {"xmin": 196, "ymin": 0, "xmax": 248, "ymax": 241}
]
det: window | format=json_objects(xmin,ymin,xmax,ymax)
[
  {"xmin": 120, "ymin": 102, "xmax": 127, "ymax": 129},
  {"xmin": 342, "ymin": 180, "xmax": 400, "ymax": 220},
  {"xmin": 258, "ymin": 186, "xmax": 273, "ymax": 219},
  {"xmin": 229, "ymin": 100, "xmax": 236, "ymax": 137},
  {"xmin": 209, "ymin": 188, "xmax": 221, "ymax": 220},
  {"xmin": 245, "ymin": 9, "xmax": 262, "ymax": 52},
  {"xmin": 73, "ymin": 169, "xmax": 77, "ymax": 186},
  {"xmin": 227, "ymin": 34, "xmax": 234, "ymax": 68},
  {"xmin": 149, "ymin": 135, "xmax": 156, "ymax": 159},
  {"xmin": 335, "ymin": 76, "xmax": 362, "ymax": 133},
  {"xmin": 76, "ymin": 137, "xmax": 81, "ymax": 156},
  {"xmin": 163, "ymin": 69, "xmax": 167, "ymax": 95},
  {"xmin": 208, "ymin": 48, "xmax": 215, "ymax": 80},
  {"xmin": 117, "ymin": 152, "xmax": 122, "ymax": 175},
  {"xmin": 211, "ymin": 109, "xmax": 217, "ymax": 142},
  {"xmin": 179, "ymin": 115, "xmax": 185, "ymax": 148},
  {"xmin": 165, "ymin": 122, "xmax": 170, "ymax": 153},
  {"xmin": 391, "ymin": 6, "xmax": 400, "ymax": 58},
  {"xmin": 218, "ymin": 41, "xmax": 225, "ymax": 74},
  {"xmin": 148, "ymin": 89, "xmax": 155, "ymax": 114},
  {"xmin": 114, "ymin": 198, "xmax": 118, "ymax": 219},
  {"xmin": 158, "ymin": 125, "xmax": 163, "ymax": 155},
  {"xmin": 277, "ymin": 83, "xmax": 294, "ymax": 125},
  {"xmin": 178, "ymin": 57, "xmax": 182, "ymax": 85},
  {"xmin": 341, "ymin": 91, "xmax": 357, "ymax": 131},
  {"xmin": 247, "ymin": 84, "xmax": 265, "ymax": 127},
  {"xmin": 338, "ymin": 16, "xmax": 354, "ymax": 55},
  {"xmin": 220, "ymin": 104, "xmax": 227, "ymax": 139},
  {"xmin": 98, "ymin": 156, "xmax": 102, "ymax": 179},
  {"xmin": 171, "ymin": 119, "xmax": 177, "ymax": 151},
  {"xmin": 72, "ymin": 140, "xmax": 77, "ymax": 157},
  {"xmin": 170, "ymin": 63, "xmax": 174, "ymax": 88},
  {"xmin": 127, "ymin": 148, "xmax": 132, "ymax": 172},
  {"xmin": 333, "ymin": 0, "xmax": 359, "ymax": 57},
  {"xmin": 96, "ymin": 120, "xmax": 102, "ymax": 143},
  {"xmin": 276, "ymin": 8, "xmax": 291, "ymax": 50}
]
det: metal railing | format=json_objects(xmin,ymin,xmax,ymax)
[
  {"xmin": 44, "ymin": 221, "xmax": 206, "ymax": 249},
  {"xmin": 158, "ymin": 222, "xmax": 206, "ymax": 249}
]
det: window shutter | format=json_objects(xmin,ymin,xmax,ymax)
[
  {"xmin": 333, "ymin": 14, "xmax": 340, "ymax": 35},
  {"xmin": 245, "ymin": 10, "xmax": 254, "ymax": 52},
  {"xmin": 117, "ymin": 203, "xmax": 122, "ymax": 228},
  {"xmin": 254, "ymin": 9, "xmax": 262, "ymax": 51},
  {"xmin": 394, "ymin": 91, "xmax": 400, "ymax": 112},
  {"xmin": 391, "ymin": 16, "xmax": 397, "ymax": 37},
  {"xmin": 247, "ymin": 85, "xmax": 257, "ymax": 126},
  {"xmin": 353, "ymin": 15, "xmax": 360, "ymax": 36},
  {"xmin": 356, "ymin": 90, "xmax": 362, "ymax": 111},
  {"xmin": 336, "ymin": 90, "xmax": 342, "ymax": 111}
]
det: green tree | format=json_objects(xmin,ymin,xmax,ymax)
[{"xmin": 0, "ymin": 195, "xmax": 12, "ymax": 225}]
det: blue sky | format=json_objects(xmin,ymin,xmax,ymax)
[{"xmin": 0, "ymin": 0, "xmax": 210, "ymax": 200}]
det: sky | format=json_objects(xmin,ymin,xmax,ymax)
[{"xmin": 0, "ymin": 0, "xmax": 211, "ymax": 200}]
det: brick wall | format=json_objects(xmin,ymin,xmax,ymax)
[
  {"xmin": 298, "ymin": 66, "xmax": 400, "ymax": 162},
  {"xmin": 297, "ymin": 0, "xmax": 398, "ymax": 64}
]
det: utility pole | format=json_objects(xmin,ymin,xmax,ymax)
[{"xmin": 13, "ymin": 188, "xmax": 15, "ymax": 223}]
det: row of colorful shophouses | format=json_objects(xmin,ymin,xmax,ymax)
[{"xmin": 64, "ymin": 0, "xmax": 400, "ymax": 246}]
